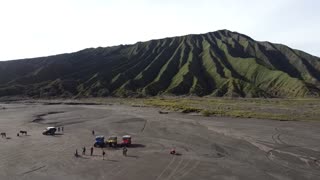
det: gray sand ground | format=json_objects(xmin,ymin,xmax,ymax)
[{"xmin": 0, "ymin": 102, "xmax": 319, "ymax": 180}]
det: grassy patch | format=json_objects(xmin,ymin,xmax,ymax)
[
  {"xmin": 84, "ymin": 97, "xmax": 320, "ymax": 121},
  {"xmin": 143, "ymin": 98, "xmax": 201, "ymax": 113},
  {"xmin": 140, "ymin": 97, "xmax": 320, "ymax": 121}
]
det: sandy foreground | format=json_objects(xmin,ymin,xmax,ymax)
[{"xmin": 0, "ymin": 101, "xmax": 319, "ymax": 180}]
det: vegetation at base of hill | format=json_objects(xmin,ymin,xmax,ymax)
[
  {"xmin": 0, "ymin": 30, "xmax": 320, "ymax": 98},
  {"xmin": 115, "ymin": 97, "xmax": 320, "ymax": 121},
  {"xmin": 53, "ymin": 97, "xmax": 319, "ymax": 121},
  {"xmin": 139, "ymin": 97, "xmax": 320, "ymax": 121},
  {"xmin": 10, "ymin": 97, "xmax": 319, "ymax": 121}
]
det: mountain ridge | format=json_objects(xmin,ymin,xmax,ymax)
[{"xmin": 0, "ymin": 30, "xmax": 319, "ymax": 98}]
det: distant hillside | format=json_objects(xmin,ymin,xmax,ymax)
[{"xmin": 0, "ymin": 30, "xmax": 320, "ymax": 98}]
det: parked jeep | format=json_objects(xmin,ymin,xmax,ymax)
[{"xmin": 42, "ymin": 127, "xmax": 57, "ymax": 135}]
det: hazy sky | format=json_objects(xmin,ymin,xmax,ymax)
[{"xmin": 0, "ymin": 0, "xmax": 319, "ymax": 61}]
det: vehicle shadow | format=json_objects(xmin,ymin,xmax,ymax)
[
  {"xmin": 126, "ymin": 155, "xmax": 139, "ymax": 158},
  {"xmin": 105, "ymin": 144, "xmax": 146, "ymax": 150},
  {"xmin": 18, "ymin": 135, "xmax": 31, "ymax": 137},
  {"xmin": 54, "ymin": 133, "xmax": 64, "ymax": 136},
  {"xmin": 128, "ymin": 144, "xmax": 146, "ymax": 148},
  {"xmin": 45, "ymin": 133, "xmax": 63, "ymax": 137}
]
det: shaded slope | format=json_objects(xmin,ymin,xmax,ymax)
[{"xmin": 0, "ymin": 30, "xmax": 319, "ymax": 98}]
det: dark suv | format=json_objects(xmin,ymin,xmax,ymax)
[{"xmin": 42, "ymin": 127, "xmax": 57, "ymax": 135}]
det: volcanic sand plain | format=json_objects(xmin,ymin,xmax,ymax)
[{"xmin": 0, "ymin": 101, "xmax": 320, "ymax": 180}]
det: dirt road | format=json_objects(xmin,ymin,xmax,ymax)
[{"xmin": 0, "ymin": 102, "xmax": 319, "ymax": 180}]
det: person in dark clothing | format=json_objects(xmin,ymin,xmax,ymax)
[
  {"xmin": 90, "ymin": 147, "xmax": 94, "ymax": 156},
  {"xmin": 122, "ymin": 147, "xmax": 128, "ymax": 156},
  {"xmin": 92, "ymin": 130, "xmax": 95, "ymax": 136},
  {"xmin": 75, "ymin": 149, "xmax": 79, "ymax": 157},
  {"xmin": 61, "ymin": 126, "xmax": 64, "ymax": 132},
  {"xmin": 102, "ymin": 150, "xmax": 106, "ymax": 160},
  {"xmin": 57, "ymin": 127, "xmax": 60, "ymax": 132},
  {"xmin": 82, "ymin": 147, "xmax": 86, "ymax": 155}
]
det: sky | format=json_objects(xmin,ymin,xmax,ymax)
[{"xmin": 0, "ymin": 0, "xmax": 319, "ymax": 61}]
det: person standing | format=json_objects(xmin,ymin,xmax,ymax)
[
  {"xmin": 57, "ymin": 127, "xmax": 60, "ymax": 132},
  {"xmin": 82, "ymin": 146, "xmax": 86, "ymax": 155},
  {"xmin": 61, "ymin": 126, "xmax": 64, "ymax": 132},
  {"xmin": 92, "ymin": 130, "xmax": 95, "ymax": 136},
  {"xmin": 122, "ymin": 146, "xmax": 128, "ymax": 156},
  {"xmin": 102, "ymin": 150, "xmax": 106, "ymax": 160},
  {"xmin": 75, "ymin": 149, "xmax": 79, "ymax": 157},
  {"xmin": 90, "ymin": 147, "xmax": 94, "ymax": 156}
]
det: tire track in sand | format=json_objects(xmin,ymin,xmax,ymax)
[
  {"xmin": 171, "ymin": 159, "xmax": 192, "ymax": 179},
  {"xmin": 176, "ymin": 160, "xmax": 200, "ymax": 180},
  {"xmin": 155, "ymin": 155, "xmax": 177, "ymax": 180},
  {"xmin": 165, "ymin": 157, "xmax": 184, "ymax": 180}
]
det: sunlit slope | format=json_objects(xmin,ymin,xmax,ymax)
[{"xmin": 0, "ymin": 30, "xmax": 319, "ymax": 97}]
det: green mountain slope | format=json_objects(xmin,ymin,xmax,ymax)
[{"xmin": 0, "ymin": 30, "xmax": 319, "ymax": 98}]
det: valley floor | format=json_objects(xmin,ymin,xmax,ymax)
[{"xmin": 0, "ymin": 100, "xmax": 320, "ymax": 180}]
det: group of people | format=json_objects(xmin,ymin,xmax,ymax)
[
  {"xmin": 1, "ymin": 132, "xmax": 6, "ymax": 138},
  {"xmin": 75, "ymin": 129, "xmax": 128, "ymax": 159},
  {"xmin": 75, "ymin": 146, "xmax": 95, "ymax": 157},
  {"xmin": 57, "ymin": 126, "xmax": 64, "ymax": 132},
  {"xmin": 81, "ymin": 146, "xmax": 95, "ymax": 156},
  {"xmin": 75, "ymin": 146, "xmax": 128, "ymax": 159}
]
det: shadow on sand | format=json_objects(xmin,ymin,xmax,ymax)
[
  {"xmin": 128, "ymin": 144, "xmax": 146, "ymax": 148},
  {"xmin": 18, "ymin": 134, "xmax": 31, "ymax": 137},
  {"xmin": 54, "ymin": 133, "xmax": 64, "ymax": 136},
  {"xmin": 126, "ymin": 155, "xmax": 139, "ymax": 158},
  {"xmin": 45, "ymin": 133, "xmax": 64, "ymax": 137},
  {"xmin": 77, "ymin": 155, "xmax": 90, "ymax": 159},
  {"xmin": 103, "ymin": 144, "xmax": 146, "ymax": 150},
  {"xmin": 174, "ymin": 153, "xmax": 182, "ymax": 156}
]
